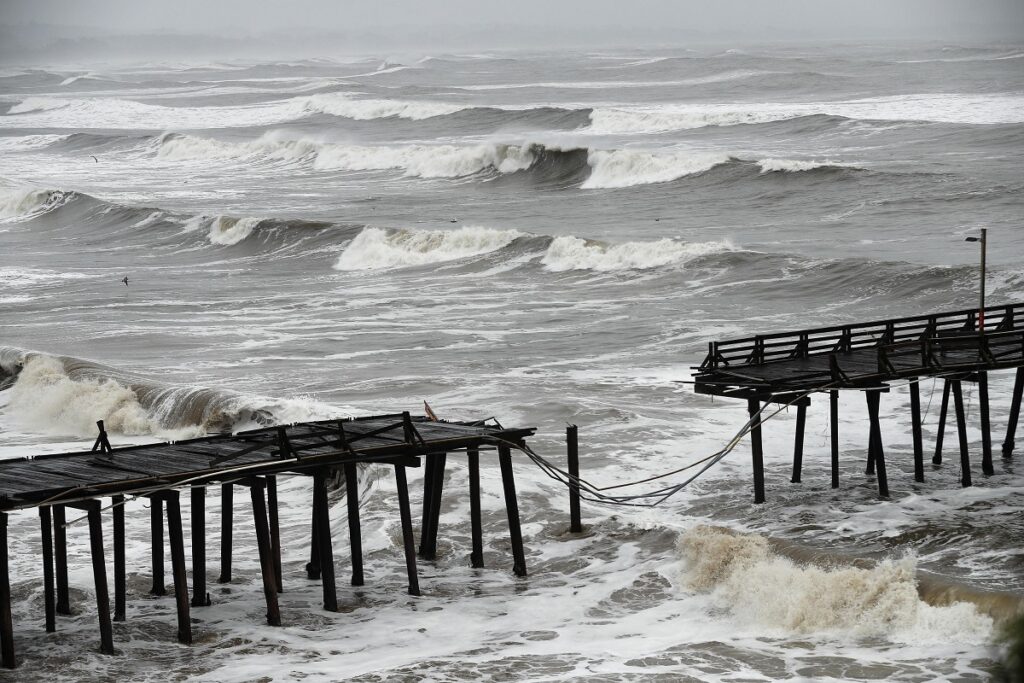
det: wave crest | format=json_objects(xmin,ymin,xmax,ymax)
[
  {"xmin": 0, "ymin": 187, "xmax": 76, "ymax": 220},
  {"xmin": 334, "ymin": 226, "xmax": 523, "ymax": 271},
  {"xmin": 583, "ymin": 149, "xmax": 732, "ymax": 188},
  {"xmin": 541, "ymin": 236, "xmax": 733, "ymax": 272}
]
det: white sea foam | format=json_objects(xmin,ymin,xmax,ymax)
[
  {"xmin": 181, "ymin": 213, "xmax": 264, "ymax": 245},
  {"xmin": 541, "ymin": 236, "xmax": 732, "ymax": 272},
  {"xmin": 678, "ymin": 526, "xmax": 993, "ymax": 642},
  {"xmin": 757, "ymin": 158, "xmax": 844, "ymax": 173},
  {"xmin": 0, "ymin": 187, "xmax": 73, "ymax": 220},
  {"xmin": 0, "ymin": 267, "xmax": 92, "ymax": 287},
  {"xmin": 298, "ymin": 92, "xmax": 463, "ymax": 120},
  {"xmin": 583, "ymin": 149, "xmax": 731, "ymax": 188},
  {"xmin": 587, "ymin": 93, "xmax": 1024, "ymax": 134},
  {"xmin": 334, "ymin": 226, "xmax": 522, "ymax": 271}
]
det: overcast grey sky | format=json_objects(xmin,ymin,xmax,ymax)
[{"xmin": 1, "ymin": 0, "xmax": 1021, "ymax": 64}]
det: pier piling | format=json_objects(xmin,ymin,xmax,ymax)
[
  {"xmin": 393, "ymin": 464, "xmax": 421, "ymax": 596},
  {"xmin": 979, "ymin": 372, "xmax": 994, "ymax": 475},
  {"xmin": 952, "ymin": 380, "xmax": 973, "ymax": 487},
  {"xmin": 149, "ymin": 497, "xmax": 166, "ymax": 596},
  {"xmin": 191, "ymin": 487, "xmax": 209, "ymax": 606},
  {"xmin": 344, "ymin": 462, "xmax": 364, "ymax": 587},
  {"xmin": 747, "ymin": 399, "xmax": 766, "ymax": 504},
  {"xmin": 267, "ymin": 476, "xmax": 283, "ymax": 594},
  {"xmin": 312, "ymin": 469, "xmax": 337, "ymax": 612},
  {"xmin": 498, "ymin": 444, "xmax": 527, "ymax": 577},
  {"xmin": 40, "ymin": 507, "xmax": 56, "ymax": 632},
  {"xmin": 567, "ymin": 426, "xmax": 582, "ymax": 531},
  {"xmin": 218, "ymin": 483, "xmax": 233, "ymax": 584},
  {"xmin": 113, "ymin": 495, "xmax": 126, "ymax": 621},
  {"xmin": 866, "ymin": 390, "xmax": 889, "ymax": 497},
  {"xmin": 830, "ymin": 391, "xmax": 839, "ymax": 489},
  {"xmin": 163, "ymin": 492, "xmax": 192, "ymax": 645},
  {"xmin": 1004, "ymin": 367, "xmax": 1023, "ymax": 456},
  {"xmin": 54, "ymin": 505, "xmax": 70, "ymax": 615},
  {"xmin": 909, "ymin": 380, "xmax": 925, "ymax": 482},
  {"xmin": 468, "ymin": 448, "xmax": 484, "ymax": 568},
  {"xmin": 249, "ymin": 479, "xmax": 281, "ymax": 626},
  {"xmin": 791, "ymin": 403, "xmax": 807, "ymax": 484},
  {"xmin": 934, "ymin": 380, "xmax": 951, "ymax": 465},
  {"xmin": 83, "ymin": 500, "xmax": 114, "ymax": 655},
  {"xmin": 1, "ymin": 512, "xmax": 15, "ymax": 668}
]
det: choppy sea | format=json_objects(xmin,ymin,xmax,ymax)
[{"xmin": 1, "ymin": 43, "xmax": 1023, "ymax": 681}]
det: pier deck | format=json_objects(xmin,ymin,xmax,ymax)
[
  {"xmin": 0, "ymin": 413, "xmax": 536, "ymax": 668},
  {"xmin": 691, "ymin": 303, "xmax": 1024, "ymax": 504}
]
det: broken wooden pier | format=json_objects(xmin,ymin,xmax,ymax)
[
  {"xmin": 692, "ymin": 302, "xmax": 1024, "ymax": 502},
  {"xmin": 0, "ymin": 412, "xmax": 535, "ymax": 668}
]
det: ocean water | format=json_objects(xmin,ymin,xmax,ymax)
[{"xmin": 1, "ymin": 43, "xmax": 1023, "ymax": 681}]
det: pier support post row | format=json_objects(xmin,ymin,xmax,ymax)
[
  {"xmin": 909, "ymin": 380, "xmax": 925, "ymax": 483},
  {"xmin": 468, "ymin": 448, "xmax": 484, "ymax": 568},
  {"xmin": 1, "ymin": 512, "xmax": 15, "ymax": 668},
  {"xmin": 830, "ymin": 391, "xmax": 839, "ymax": 489},
  {"xmin": 951, "ymin": 380, "xmax": 973, "ymax": 487},
  {"xmin": 393, "ymin": 463, "xmax": 421, "ymax": 596},
  {"xmin": 498, "ymin": 444, "xmax": 527, "ymax": 577},
  {"xmin": 250, "ymin": 479, "xmax": 282, "ymax": 626},
  {"xmin": 567, "ymin": 426, "xmax": 582, "ymax": 532},
  {"xmin": 866, "ymin": 390, "xmax": 889, "ymax": 498},
  {"xmin": 791, "ymin": 403, "xmax": 807, "ymax": 484},
  {"xmin": 419, "ymin": 453, "xmax": 446, "ymax": 561},
  {"xmin": 191, "ymin": 487, "xmax": 210, "ymax": 607},
  {"xmin": 312, "ymin": 468, "xmax": 337, "ymax": 612},
  {"xmin": 747, "ymin": 399, "xmax": 766, "ymax": 504},
  {"xmin": 934, "ymin": 379, "xmax": 951, "ymax": 465},
  {"xmin": 219, "ymin": 483, "xmax": 233, "ymax": 584},
  {"xmin": 1006, "ymin": 367, "xmax": 1024, "ymax": 457}
]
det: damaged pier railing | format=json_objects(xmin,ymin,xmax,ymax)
[
  {"xmin": 0, "ymin": 412, "xmax": 535, "ymax": 668},
  {"xmin": 692, "ymin": 302, "xmax": 1024, "ymax": 503}
]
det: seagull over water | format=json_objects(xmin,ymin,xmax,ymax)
[{"xmin": 122, "ymin": 276, "xmax": 129, "ymax": 286}]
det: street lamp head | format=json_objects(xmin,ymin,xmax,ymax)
[{"xmin": 965, "ymin": 236, "xmax": 981, "ymax": 242}]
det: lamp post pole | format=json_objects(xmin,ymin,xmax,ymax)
[{"xmin": 966, "ymin": 228, "xmax": 987, "ymax": 332}]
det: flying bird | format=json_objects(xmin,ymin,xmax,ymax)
[
  {"xmin": 91, "ymin": 155, "xmax": 98, "ymax": 163},
  {"xmin": 121, "ymin": 276, "xmax": 129, "ymax": 286}
]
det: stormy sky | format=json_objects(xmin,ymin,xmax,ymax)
[{"xmin": 1, "ymin": 0, "xmax": 1022, "ymax": 63}]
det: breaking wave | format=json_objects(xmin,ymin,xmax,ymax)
[
  {"xmin": 0, "ymin": 348, "xmax": 346, "ymax": 439},
  {"xmin": 0, "ymin": 187, "xmax": 78, "ymax": 220},
  {"xmin": 583, "ymin": 149, "xmax": 733, "ymax": 188},
  {"xmin": 541, "ymin": 235, "xmax": 734, "ymax": 272},
  {"xmin": 678, "ymin": 526, "xmax": 994, "ymax": 641},
  {"xmin": 334, "ymin": 225, "xmax": 524, "ymax": 271}
]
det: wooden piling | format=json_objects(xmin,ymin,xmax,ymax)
[
  {"xmin": 934, "ymin": 380, "xmax": 951, "ymax": 465},
  {"xmin": 191, "ymin": 487, "xmax": 209, "ymax": 607},
  {"xmin": 866, "ymin": 390, "xmax": 889, "ymax": 497},
  {"xmin": 498, "ymin": 444, "xmax": 527, "ymax": 578},
  {"xmin": 112, "ymin": 494, "xmax": 126, "ymax": 621},
  {"xmin": 419, "ymin": 453, "xmax": 446, "ymax": 561},
  {"xmin": 305, "ymin": 504, "xmax": 320, "ymax": 581},
  {"xmin": 830, "ymin": 391, "xmax": 839, "ymax": 489},
  {"xmin": 865, "ymin": 391, "xmax": 876, "ymax": 476},
  {"xmin": 249, "ymin": 479, "xmax": 281, "ymax": 626},
  {"xmin": 312, "ymin": 470, "xmax": 337, "ymax": 612},
  {"xmin": 467, "ymin": 447, "xmax": 484, "ymax": 568},
  {"xmin": 393, "ymin": 464, "xmax": 420, "ymax": 596},
  {"xmin": 567, "ymin": 426, "xmax": 582, "ymax": 532},
  {"xmin": 344, "ymin": 463, "xmax": 364, "ymax": 587},
  {"xmin": 164, "ymin": 492, "xmax": 192, "ymax": 645},
  {"xmin": 1004, "ymin": 367, "xmax": 1023, "ymax": 457},
  {"xmin": 909, "ymin": 380, "xmax": 925, "ymax": 483},
  {"xmin": 149, "ymin": 497, "xmax": 166, "ymax": 596},
  {"xmin": 267, "ymin": 476, "xmax": 283, "ymax": 594},
  {"xmin": 791, "ymin": 403, "xmax": 807, "ymax": 484},
  {"xmin": 419, "ymin": 455, "xmax": 436, "ymax": 556},
  {"xmin": 85, "ymin": 501, "xmax": 114, "ymax": 655},
  {"xmin": 54, "ymin": 505, "xmax": 70, "ymax": 615},
  {"xmin": 218, "ymin": 483, "xmax": 233, "ymax": 584},
  {"xmin": 0, "ymin": 512, "xmax": 14, "ymax": 668},
  {"xmin": 747, "ymin": 399, "xmax": 766, "ymax": 504},
  {"xmin": 978, "ymin": 372, "xmax": 994, "ymax": 475},
  {"xmin": 40, "ymin": 507, "xmax": 56, "ymax": 632},
  {"xmin": 952, "ymin": 380, "xmax": 973, "ymax": 487}
]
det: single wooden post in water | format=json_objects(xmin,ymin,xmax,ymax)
[
  {"xmin": 978, "ymin": 372, "xmax": 994, "ymax": 475},
  {"xmin": 40, "ymin": 506, "xmax": 56, "ymax": 633},
  {"xmin": 306, "ymin": 504, "xmax": 321, "ymax": 581},
  {"xmin": 830, "ymin": 390, "xmax": 840, "ymax": 489},
  {"xmin": 866, "ymin": 390, "xmax": 889, "ymax": 497},
  {"xmin": 0, "ymin": 512, "xmax": 15, "ymax": 668},
  {"xmin": 54, "ymin": 504, "xmax": 71, "ymax": 615},
  {"xmin": 567, "ymin": 426, "xmax": 582, "ymax": 532},
  {"xmin": 865, "ymin": 390, "xmax": 877, "ymax": 476},
  {"xmin": 467, "ymin": 447, "xmax": 484, "ymax": 568},
  {"xmin": 218, "ymin": 483, "xmax": 233, "ymax": 584},
  {"xmin": 85, "ymin": 500, "xmax": 114, "ymax": 655},
  {"xmin": 419, "ymin": 455, "xmax": 436, "ymax": 555},
  {"xmin": 791, "ymin": 403, "xmax": 807, "ymax": 484},
  {"xmin": 498, "ymin": 444, "xmax": 527, "ymax": 577},
  {"xmin": 190, "ymin": 487, "xmax": 209, "ymax": 607},
  {"xmin": 951, "ymin": 380, "xmax": 973, "ymax": 487},
  {"xmin": 249, "ymin": 479, "xmax": 281, "ymax": 626},
  {"xmin": 312, "ymin": 470, "xmax": 337, "ymax": 612},
  {"xmin": 909, "ymin": 380, "xmax": 925, "ymax": 483},
  {"xmin": 267, "ymin": 476, "xmax": 283, "ymax": 594},
  {"xmin": 393, "ymin": 464, "xmax": 421, "ymax": 596},
  {"xmin": 747, "ymin": 398, "xmax": 766, "ymax": 504},
  {"xmin": 344, "ymin": 462, "xmax": 364, "ymax": 587},
  {"xmin": 112, "ymin": 494, "xmax": 126, "ymax": 621},
  {"xmin": 1004, "ymin": 367, "xmax": 1023, "ymax": 457},
  {"xmin": 934, "ymin": 380, "xmax": 951, "ymax": 465},
  {"xmin": 163, "ymin": 492, "xmax": 192, "ymax": 645},
  {"xmin": 419, "ymin": 453, "xmax": 446, "ymax": 561},
  {"xmin": 149, "ymin": 496, "xmax": 166, "ymax": 596}
]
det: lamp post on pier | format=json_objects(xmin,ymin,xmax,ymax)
[{"xmin": 965, "ymin": 228, "xmax": 987, "ymax": 331}]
